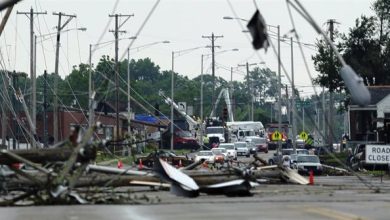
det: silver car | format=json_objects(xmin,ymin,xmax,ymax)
[
  {"xmin": 234, "ymin": 142, "xmax": 250, "ymax": 157},
  {"xmin": 218, "ymin": 143, "xmax": 237, "ymax": 160}
]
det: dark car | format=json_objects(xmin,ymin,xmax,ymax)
[
  {"xmin": 245, "ymin": 136, "xmax": 268, "ymax": 154},
  {"xmin": 162, "ymin": 130, "xmax": 200, "ymax": 150},
  {"xmin": 135, "ymin": 150, "xmax": 192, "ymax": 167}
]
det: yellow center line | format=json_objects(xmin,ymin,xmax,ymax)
[{"xmin": 304, "ymin": 207, "xmax": 369, "ymax": 220}]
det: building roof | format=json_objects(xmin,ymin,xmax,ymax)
[
  {"xmin": 351, "ymin": 86, "xmax": 390, "ymax": 105},
  {"xmin": 369, "ymin": 86, "xmax": 390, "ymax": 105}
]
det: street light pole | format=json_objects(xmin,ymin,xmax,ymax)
[
  {"xmin": 127, "ymin": 48, "xmax": 131, "ymax": 136},
  {"xmin": 277, "ymin": 25, "xmax": 282, "ymax": 153},
  {"xmin": 291, "ymin": 37, "xmax": 297, "ymax": 153}
]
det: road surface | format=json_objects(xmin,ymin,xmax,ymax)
[{"xmin": 1, "ymin": 174, "xmax": 389, "ymax": 220}]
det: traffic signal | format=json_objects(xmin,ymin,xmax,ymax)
[{"xmin": 223, "ymin": 107, "xmax": 228, "ymax": 121}]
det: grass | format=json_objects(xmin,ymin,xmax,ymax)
[{"xmin": 319, "ymin": 151, "xmax": 349, "ymax": 167}]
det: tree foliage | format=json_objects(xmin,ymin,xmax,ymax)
[{"xmin": 313, "ymin": 0, "xmax": 390, "ymax": 93}]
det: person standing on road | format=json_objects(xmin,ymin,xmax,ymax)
[{"xmin": 283, "ymin": 155, "xmax": 291, "ymax": 168}]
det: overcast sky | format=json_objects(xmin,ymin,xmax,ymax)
[{"xmin": 1, "ymin": 0, "xmax": 375, "ymax": 97}]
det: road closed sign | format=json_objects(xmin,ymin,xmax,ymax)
[{"xmin": 365, "ymin": 145, "xmax": 390, "ymax": 164}]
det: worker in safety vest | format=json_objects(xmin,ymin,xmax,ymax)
[{"xmin": 203, "ymin": 135, "xmax": 209, "ymax": 148}]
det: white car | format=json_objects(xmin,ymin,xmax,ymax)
[
  {"xmin": 292, "ymin": 155, "xmax": 323, "ymax": 175},
  {"xmin": 234, "ymin": 142, "xmax": 250, "ymax": 157},
  {"xmin": 194, "ymin": 150, "xmax": 215, "ymax": 164},
  {"xmin": 218, "ymin": 143, "xmax": 237, "ymax": 160},
  {"xmin": 211, "ymin": 148, "xmax": 227, "ymax": 157}
]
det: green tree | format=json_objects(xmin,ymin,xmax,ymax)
[
  {"xmin": 312, "ymin": 37, "xmax": 343, "ymax": 92},
  {"xmin": 343, "ymin": 15, "xmax": 383, "ymax": 85},
  {"xmin": 61, "ymin": 63, "xmax": 90, "ymax": 108}
]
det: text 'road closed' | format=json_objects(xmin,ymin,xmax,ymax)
[{"xmin": 366, "ymin": 145, "xmax": 390, "ymax": 164}]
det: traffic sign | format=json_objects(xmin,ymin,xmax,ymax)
[
  {"xmin": 299, "ymin": 131, "xmax": 308, "ymax": 141},
  {"xmin": 295, "ymin": 100, "xmax": 310, "ymax": 109},
  {"xmin": 272, "ymin": 131, "xmax": 282, "ymax": 141},
  {"xmin": 178, "ymin": 102, "xmax": 186, "ymax": 112}
]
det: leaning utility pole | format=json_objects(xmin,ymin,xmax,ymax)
[
  {"xmin": 52, "ymin": 12, "xmax": 76, "ymax": 143},
  {"xmin": 202, "ymin": 33, "xmax": 223, "ymax": 110},
  {"xmin": 17, "ymin": 8, "xmax": 46, "ymax": 148},
  {"xmin": 0, "ymin": 6, "xmax": 14, "ymax": 36},
  {"xmin": 0, "ymin": 6, "xmax": 13, "ymax": 147},
  {"xmin": 109, "ymin": 13, "xmax": 133, "ymax": 140}
]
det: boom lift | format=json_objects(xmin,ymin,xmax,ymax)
[
  {"xmin": 209, "ymin": 88, "xmax": 234, "ymax": 122},
  {"xmin": 158, "ymin": 90, "xmax": 199, "ymax": 131}
]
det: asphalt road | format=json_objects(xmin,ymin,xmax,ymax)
[
  {"xmin": 2, "ymin": 150, "xmax": 390, "ymax": 219},
  {"xmin": 2, "ymin": 174, "xmax": 390, "ymax": 219}
]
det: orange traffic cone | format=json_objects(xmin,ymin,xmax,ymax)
[
  {"xmin": 117, "ymin": 160, "xmax": 123, "ymax": 169},
  {"xmin": 309, "ymin": 170, "xmax": 314, "ymax": 185},
  {"xmin": 178, "ymin": 159, "xmax": 183, "ymax": 167},
  {"xmin": 138, "ymin": 158, "xmax": 143, "ymax": 170}
]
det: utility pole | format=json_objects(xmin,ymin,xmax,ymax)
[
  {"xmin": 327, "ymin": 19, "xmax": 337, "ymax": 147},
  {"xmin": 109, "ymin": 13, "xmax": 133, "ymax": 141},
  {"xmin": 322, "ymin": 87, "xmax": 326, "ymax": 146},
  {"xmin": 202, "ymin": 33, "xmax": 223, "ymax": 110},
  {"xmin": 238, "ymin": 62, "xmax": 253, "ymax": 121},
  {"xmin": 230, "ymin": 66, "xmax": 235, "ymax": 119},
  {"xmin": 88, "ymin": 44, "xmax": 95, "ymax": 129},
  {"xmin": 286, "ymin": 85, "xmax": 289, "ymax": 123},
  {"xmin": 17, "ymin": 8, "xmax": 46, "ymax": 148},
  {"xmin": 127, "ymin": 48, "xmax": 131, "ymax": 136},
  {"xmin": 247, "ymin": 63, "xmax": 254, "ymax": 121},
  {"xmin": 12, "ymin": 71, "xmax": 17, "ymax": 150},
  {"xmin": 43, "ymin": 70, "xmax": 48, "ymax": 148},
  {"xmin": 53, "ymin": 12, "xmax": 76, "ymax": 143}
]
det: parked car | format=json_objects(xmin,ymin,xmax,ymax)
[
  {"xmin": 292, "ymin": 155, "xmax": 323, "ymax": 175},
  {"xmin": 194, "ymin": 150, "xmax": 215, "ymax": 164},
  {"xmin": 245, "ymin": 136, "xmax": 268, "ymax": 154},
  {"xmin": 234, "ymin": 142, "xmax": 250, "ymax": 157},
  {"xmin": 218, "ymin": 143, "xmax": 237, "ymax": 160}
]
